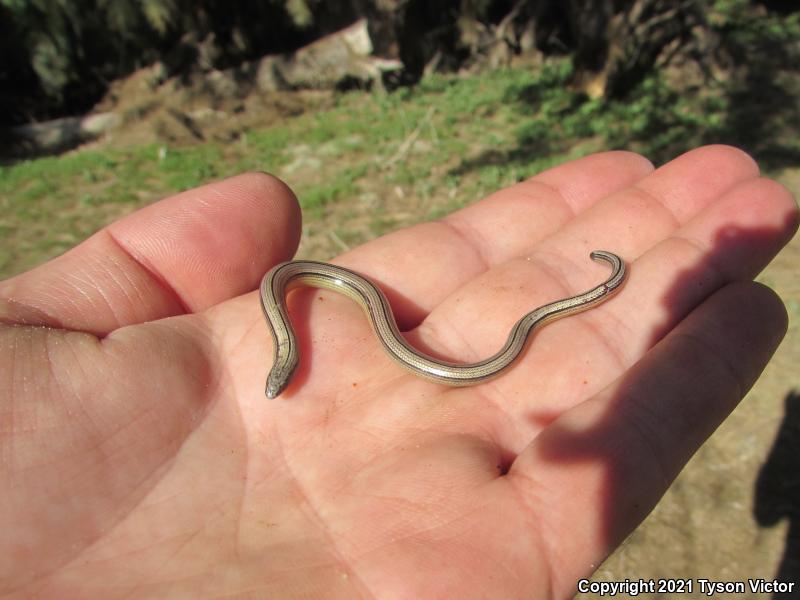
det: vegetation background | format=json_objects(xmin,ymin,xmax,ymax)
[{"xmin": 1, "ymin": 0, "xmax": 798, "ymax": 596}]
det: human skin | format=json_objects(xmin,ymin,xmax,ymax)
[{"xmin": 0, "ymin": 146, "xmax": 797, "ymax": 598}]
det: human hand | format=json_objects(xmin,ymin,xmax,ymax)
[{"xmin": 2, "ymin": 146, "xmax": 797, "ymax": 598}]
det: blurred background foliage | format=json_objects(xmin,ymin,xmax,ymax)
[
  {"xmin": 2, "ymin": 0, "xmax": 798, "ymax": 127},
  {"xmin": 0, "ymin": 0, "xmax": 353, "ymax": 123}
]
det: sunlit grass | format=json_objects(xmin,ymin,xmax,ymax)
[{"xmin": 2, "ymin": 60, "xmax": 798, "ymax": 277}]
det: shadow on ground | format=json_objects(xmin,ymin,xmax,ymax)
[
  {"xmin": 755, "ymin": 390, "xmax": 800, "ymax": 595},
  {"xmin": 529, "ymin": 212, "xmax": 799, "ymax": 590}
]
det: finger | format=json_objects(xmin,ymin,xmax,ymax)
[
  {"xmin": 510, "ymin": 145, "xmax": 761, "ymax": 274},
  {"xmin": 600, "ymin": 176, "xmax": 799, "ymax": 361},
  {"xmin": 334, "ymin": 146, "xmax": 755, "ymax": 330},
  {"xmin": 413, "ymin": 173, "xmax": 797, "ymax": 442},
  {"xmin": 336, "ymin": 151, "xmax": 654, "ymax": 327},
  {"xmin": 505, "ymin": 281, "xmax": 788, "ymax": 593},
  {"xmin": 0, "ymin": 173, "xmax": 300, "ymax": 335},
  {"xmin": 401, "ymin": 146, "xmax": 761, "ymax": 396}
]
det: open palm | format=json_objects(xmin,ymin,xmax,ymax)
[{"xmin": 2, "ymin": 147, "xmax": 797, "ymax": 598}]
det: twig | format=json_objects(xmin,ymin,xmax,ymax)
[
  {"xmin": 328, "ymin": 229, "xmax": 350, "ymax": 252},
  {"xmin": 385, "ymin": 106, "xmax": 436, "ymax": 168}
]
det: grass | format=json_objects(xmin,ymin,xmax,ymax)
[{"xmin": 2, "ymin": 59, "xmax": 799, "ymax": 277}]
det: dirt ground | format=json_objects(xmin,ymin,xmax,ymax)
[{"xmin": 93, "ymin": 63, "xmax": 334, "ymax": 149}]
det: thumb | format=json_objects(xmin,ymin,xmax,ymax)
[{"xmin": 0, "ymin": 172, "xmax": 300, "ymax": 335}]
